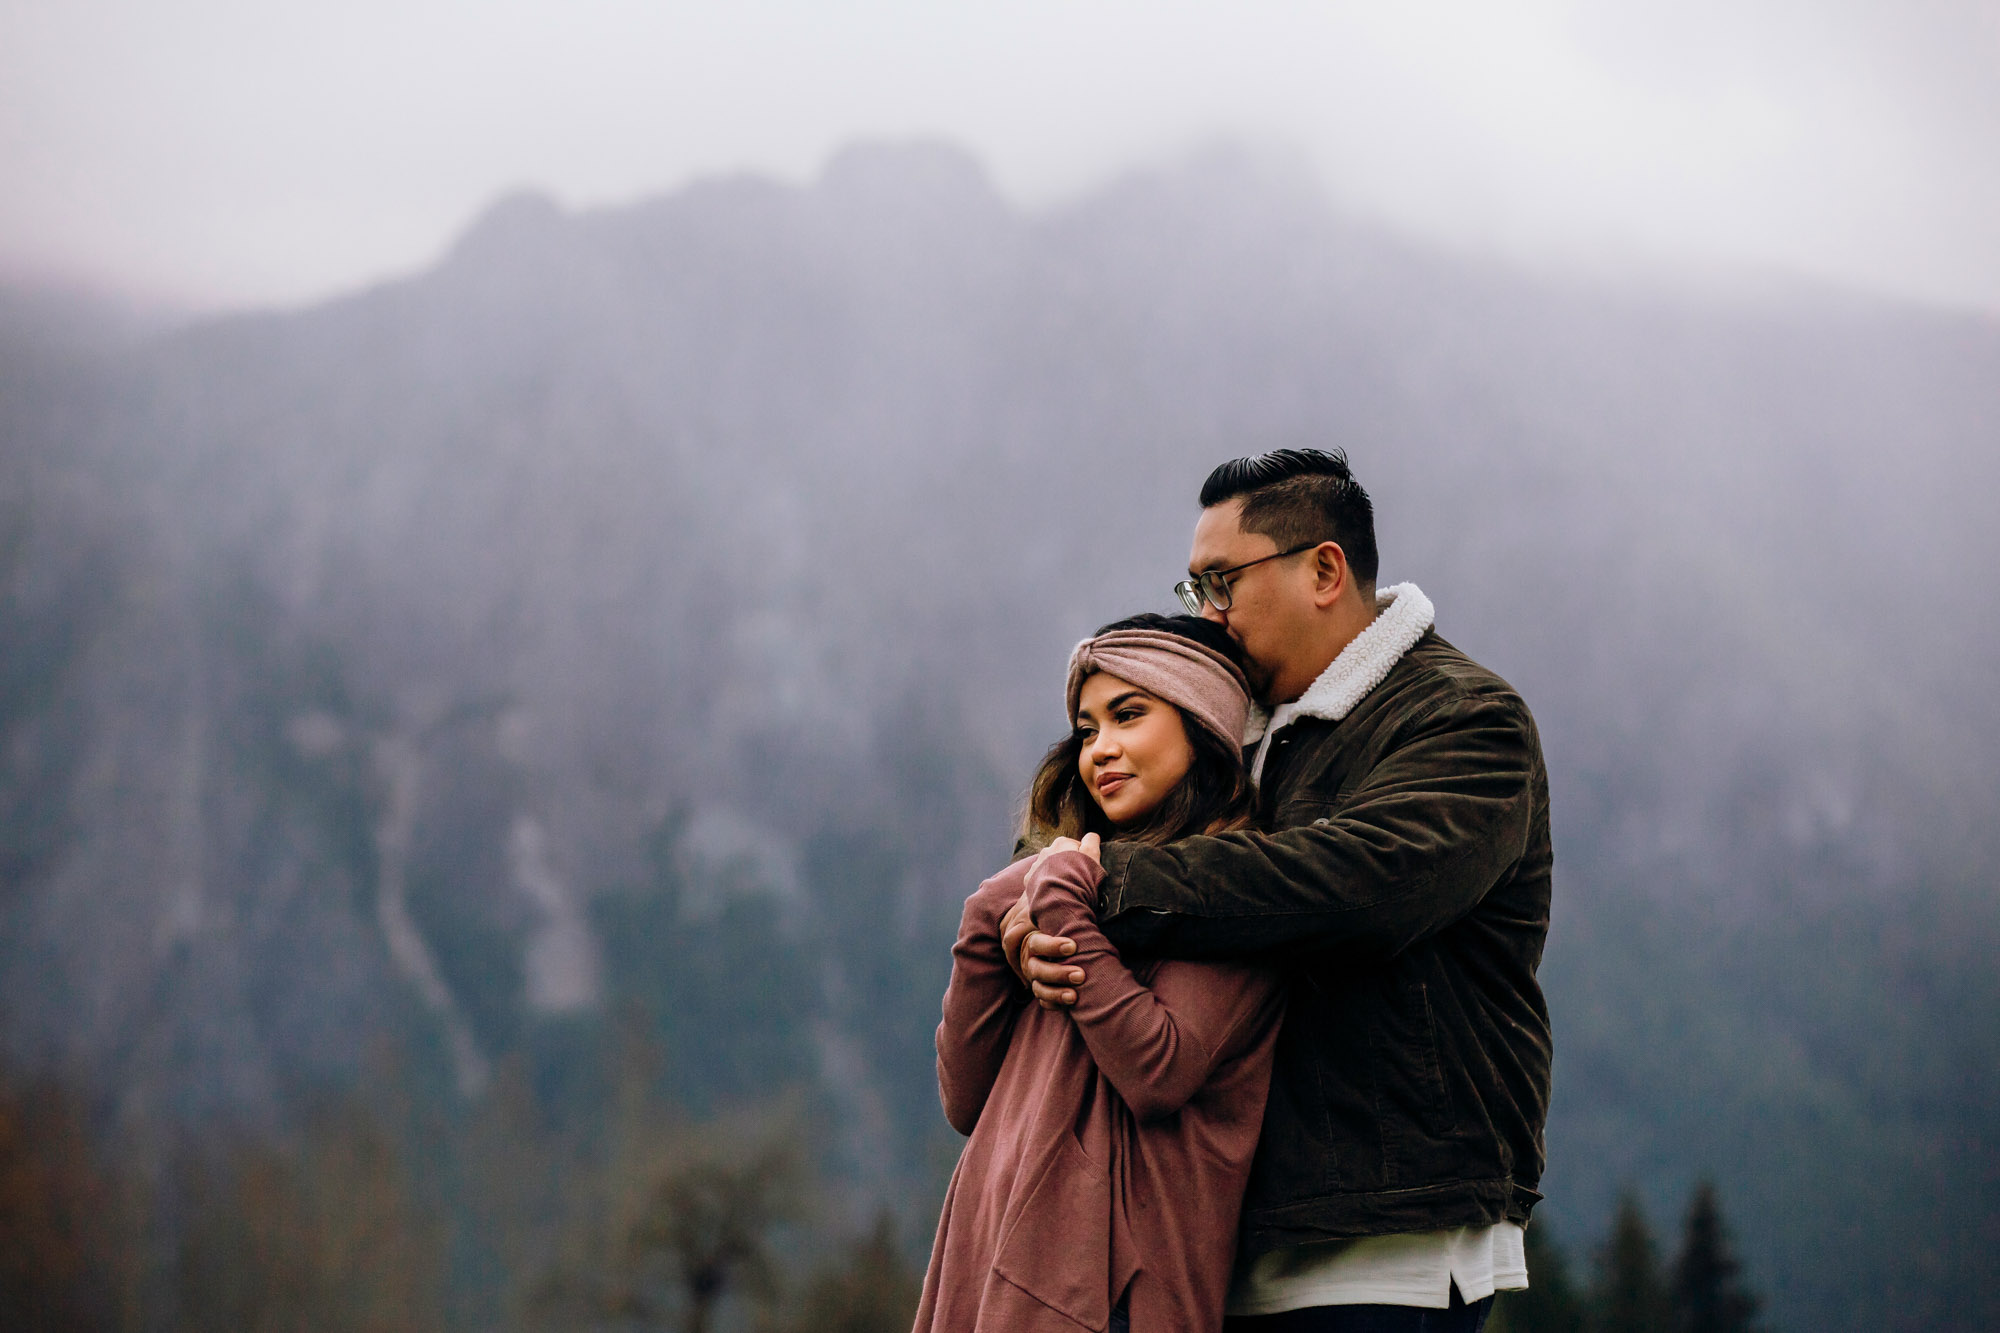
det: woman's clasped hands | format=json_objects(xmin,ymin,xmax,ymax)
[{"xmin": 1000, "ymin": 832, "xmax": 1101, "ymax": 1009}]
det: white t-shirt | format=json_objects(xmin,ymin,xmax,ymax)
[{"xmin": 1226, "ymin": 1224, "xmax": 1529, "ymax": 1316}]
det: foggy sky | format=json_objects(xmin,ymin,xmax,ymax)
[{"xmin": 2, "ymin": 0, "xmax": 1996, "ymax": 314}]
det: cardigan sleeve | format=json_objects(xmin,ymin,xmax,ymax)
[
  {"xmin": 935, "ymin": 865, "xmax": 1033, "ymax": 1135},
  {"xmin": 1029, "ymin": 851, "xmax": 1285, "ymax": 1123}
]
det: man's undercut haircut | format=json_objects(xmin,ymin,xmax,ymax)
[{"xmin": 1200, "ymin": 448, "xmax": 1379, "ymax": 590}]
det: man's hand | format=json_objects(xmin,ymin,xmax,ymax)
[{"xmin": 1002, "ymin": 834, "xmax": 1102, "ymax": 1008}]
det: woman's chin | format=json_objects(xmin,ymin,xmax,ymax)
[{"xmin": 1098, "ymin": 798, "xmax": 1160, "ymax": 828}]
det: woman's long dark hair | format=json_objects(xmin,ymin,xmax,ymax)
[{"xmin": 1021, "ymin": 614, "xmax": 1258, "ymax": 850}]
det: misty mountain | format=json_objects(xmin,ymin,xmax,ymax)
[{"xmin": 2, "ymin": 141, "xmax": 1995, "ymax": 1330}]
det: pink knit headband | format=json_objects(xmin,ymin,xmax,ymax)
[{"xmin": 1064, "ymin": 629, "xmax": 1253, "ymax": 760}]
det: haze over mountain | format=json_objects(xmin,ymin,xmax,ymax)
[{"xmin": 2, "ymin": 141, "xmax": 1995, "ymax": 1331}]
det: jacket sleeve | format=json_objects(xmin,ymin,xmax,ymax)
[
  {"xmin": 935, "ymin": 868, "xmax": 1032, "ymax": 1135},
  {"xmin": 1097, "ymin": 688, "xmax": 1539, "ymax": 963},
  {"xmin": 1029, "ymin": 851, "xmax": 1285, "ymax": 1123}
]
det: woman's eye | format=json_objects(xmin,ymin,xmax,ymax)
[{"xmin": 1116, "ymin": 708, "xmax": 1142, "ymax": 723}]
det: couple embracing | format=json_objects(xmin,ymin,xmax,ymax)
[{"xmin": 914, "ymin": 450, "xmax": 1554, "ymax": 1333}]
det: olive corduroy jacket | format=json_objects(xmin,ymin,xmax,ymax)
[{"xmin": 1095, "ymin": 585, "xmax": 1555, "ymax": 1259}]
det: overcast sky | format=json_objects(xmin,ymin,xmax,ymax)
[{"xmin": 2, "ymin": 0, "xmax": 1995, "ymax": 314}]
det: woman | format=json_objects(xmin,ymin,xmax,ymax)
[{"xmin": 914, "ymin": 613, "xmax": 1285, "ymax": 1333}]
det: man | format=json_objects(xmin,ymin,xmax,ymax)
[{"xmin": 1007, "ymin": 449, "xmax": 1553, "ymax": 1332}]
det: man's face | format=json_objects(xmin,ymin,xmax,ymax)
[{"xmin": 1187, "ymin": 499, "xmax": 1319, "ymax": 704}]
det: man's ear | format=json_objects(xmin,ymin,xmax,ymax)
[{"xmin": 1311, "ymin": 541, "xmax": 1349, "ymax": 608}]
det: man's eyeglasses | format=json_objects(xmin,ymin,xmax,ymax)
[{"xmin": 1174, "ymin": 543, "xmax": 1319, "ymax": 615}]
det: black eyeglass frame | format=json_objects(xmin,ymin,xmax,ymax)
[{"xmin": 1174, "ymin": 542, "xmax": 1321, "ymax": 615}]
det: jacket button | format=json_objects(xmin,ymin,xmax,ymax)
[{"xmin": 1313, "ymin": 817, "xmax": 1332, "ymax": 826}]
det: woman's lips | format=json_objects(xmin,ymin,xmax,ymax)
[{"xmin": 1097, "ymin": 772, "xmax": 1133, "ymax": 797}]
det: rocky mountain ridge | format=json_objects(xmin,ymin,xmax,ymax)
[{"xmin": 2, "ymin": 141, "xmax": 1995, "ymax": 1330}]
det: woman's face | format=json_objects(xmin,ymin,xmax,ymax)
[{"xmin": 1074, "ymin": 671, "xmax": 1196, "ymax": 826}]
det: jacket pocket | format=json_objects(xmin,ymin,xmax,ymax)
[
  {"xmin": 1369, "ymin": 976, "xmax": 1459, "ymax": 1144},
  {"xmin": 1274, "ymin": 794, "xmax": 1345, "ymax": 831},
  {"xmin": 992, "ymin": 1135, "xmax": 1112, "ymax": 1329},
  {"xmin": 1414, "ymin": 981, "xmax": 1461, "ymax": 1137}
]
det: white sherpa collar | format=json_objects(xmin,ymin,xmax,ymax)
[{"xmin": 1247, "ymin": 582, "xmax": 1435, "ymax": 785}]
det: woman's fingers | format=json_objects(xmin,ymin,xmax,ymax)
[
  {"xmin": 1035, "ymin": 836, "xmax": 1082, "ymax": 868},
  {"xmin": 1033, "ymin": 834, "xmax": 1097, "ymax": 870},
  {"xmin": 1024, "ymin": 932, "xmax": 1079, "ymax": 969},
  {"xmin": 1004, "ymin": 862, "xmax": 1081, "ymax": 1005},
  {"xmin": 1023, "ymin": 936, "xmax": 1083, "ymax": 1008},
  {"xmin": 1024, "ymin": 941, "xmax": 1081, "ymax": 977},
  {"xmin": 1000, "ymin": 893, "xmax": 1039, "ymax": 982}
]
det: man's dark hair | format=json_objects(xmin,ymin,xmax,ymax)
[{"xmin": 1199, "ymin": 448, "xmax": 1378, "ymax": 590}]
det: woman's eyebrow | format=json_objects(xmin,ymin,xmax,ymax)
[{"xmin": 1078, "ymin": 689, "xmax": 1148, "ymax": 724}]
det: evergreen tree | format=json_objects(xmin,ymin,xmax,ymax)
[
  {"xmin": 1670, "ymin": 1181, "xmax": 1762, "ymax": 1333},
  {"xmin": 1592, "ymin": 1192, "xmax": 1670, "ymax": 1333}
]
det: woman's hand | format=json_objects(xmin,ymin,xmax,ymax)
[
  {"xmin": 1033, "ymin": 833, "xmax": 1102, "ymax": 868},
  {"xmin": 1004, "ymin": 834, "xmax": 1101, "ymax": 1008},
  {"xmin": 1001, "ymin": 888, "xmax": 1076, "ymax": 1008}
]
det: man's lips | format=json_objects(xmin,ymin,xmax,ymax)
[{"xmin": 1096, "ymin": 772, "xmax": 1134, "ymax": 796}]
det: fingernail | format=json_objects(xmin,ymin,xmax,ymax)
[
  {"xmin": 1059, "ymin": 941, "xmax": 1075, "ymax": 955},
  {"xmin": 1069, "ymin": 970, "xmax": 1084, "ymax": 984}
]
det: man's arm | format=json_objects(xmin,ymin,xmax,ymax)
[
  {"xmin": 1029, "ymin": 851, "xmax": 1285, "ymax": 1121},
  {"xmin": 1098, "ymin": 689, "xmax": 1539, "ymax": 964}
]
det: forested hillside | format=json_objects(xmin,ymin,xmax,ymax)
[{"xmin": 2, "ymin": 142, "xmax": 1995, "ymax": 1331}]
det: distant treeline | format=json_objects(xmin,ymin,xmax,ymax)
[
  {"xmin": 1492, "ymin": 1185, "xmax": 1762, "ymax": 1333},
  {"xmin": 2, "ymin": 1038, "xmax": 1763, "ymax": 1333},
  {"xmin": 0, "ymin": 1039, "xmax": 921, "ymax": 1333}
]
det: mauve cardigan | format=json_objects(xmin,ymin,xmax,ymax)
[{"xmin": 914, "ymin": 850, "xmax": 1285, "ymax": 1333}]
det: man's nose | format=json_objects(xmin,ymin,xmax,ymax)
[{"xmin": 1200, "ymin": 601, "xmax": 1228, "ymax": 626}]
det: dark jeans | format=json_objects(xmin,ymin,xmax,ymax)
[{"xmin": 1223, "ymin": 1289, "xmax": 1492, "ymax": 1333}]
